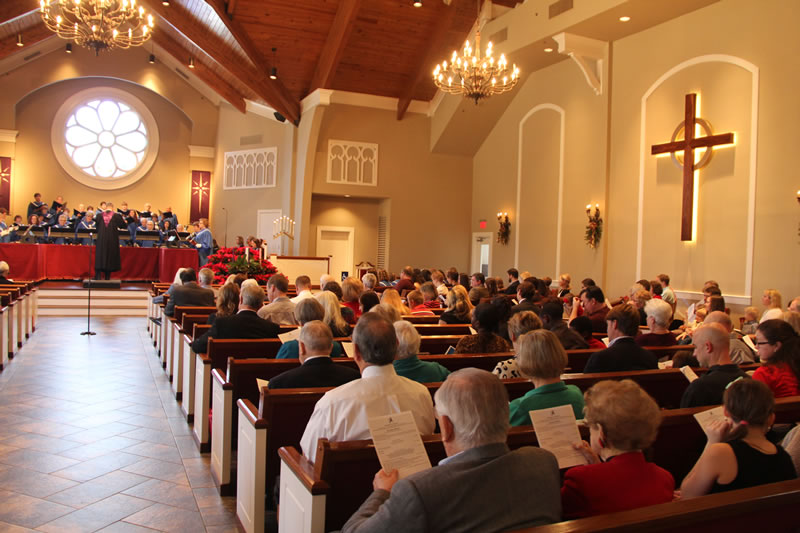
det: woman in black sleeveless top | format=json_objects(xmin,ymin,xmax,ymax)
[{"xmin": 680, "ymin": 379, "xmax": 796, "ymax": 498}]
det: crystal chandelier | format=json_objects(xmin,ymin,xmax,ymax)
[
  {"xmin": 40, "ymin": 0, "xmax": 155, "ymax": 56},
  {"xmin": 433, "ymin": 1, "xmax": 520, "ymax": 104}
]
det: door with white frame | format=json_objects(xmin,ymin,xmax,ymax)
[
  {"xmin": 316, "ymin": 226, "xmax": 354, "ymax": 281},
  {"xmin": 470, "ymin": 232, "xmax": 493, "ymax": 278},
  {"xmin": 256, "ymin": 209, "xmax": 282, "ymax": 256}
]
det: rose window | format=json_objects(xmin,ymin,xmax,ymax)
[{"xmin": 64, "ymin": 99, "xmax": 149, "ymax": 178}]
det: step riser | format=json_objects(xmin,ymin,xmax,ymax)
[
  {"xmin": 39, "ymin": 309, "xmax": 148, "ymax": 316},
  {"xmin": 36, "ymin": 289, "xmax": 149, "ymax": 316}
]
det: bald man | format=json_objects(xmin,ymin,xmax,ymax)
[
  {"xmin": 680, "ymin": 323, "xmax": 749, "ymax": 408},
  {"xmin": 703, "ymin": 311, "xmax": 755, "ymax": 364}
]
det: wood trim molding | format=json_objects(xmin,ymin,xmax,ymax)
[
  {"xmin": 189, "ymin": 145, "xmax": 215, "ymax": 158},
  {"xmin": 0, "ymin": 129, "xmax": 19, "ymax": 143}
]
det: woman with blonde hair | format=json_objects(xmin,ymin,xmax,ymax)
[
  {"xmin": 369, "ymin": 302, "xmax": 402, "ymax": 324},
  {"xmin": 760, "ymin": 289, "xmax": 783, "ymax": 322},
  {"xmin": 562, "ymin": 380, "xmax": 674, "ymax": 518},
  {"xmin": 208, "ymin": 283, "xmax": 239, "ymax": 325},
  {"xmin": 508, "ymin": 329, "xmax": 583, "ymax": 425},
  {"xmin": 439, "ymin": 284, "xmax": 473, "ymax": 325},
  {"xmin": 380, "ymin": 288, "xmax": 410, "ymax": 316},
  {"xmin": 316, "ymin": 290, "xmax": 352, "ymax": 337},
  {"xmin": 342, "ymin": 277, "xmax": 364, "ymax": 319}
]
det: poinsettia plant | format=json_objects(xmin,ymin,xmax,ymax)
[{"xmin": 202, "ymin": 247, "xmax": 278, "ymax": 285}]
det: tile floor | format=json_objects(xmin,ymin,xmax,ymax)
[{"xmin": 0, "ymin": 316, "xmax": 241, "ymax": 532}]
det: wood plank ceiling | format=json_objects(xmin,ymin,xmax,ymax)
[{"xmin": 0, "ymin": 0, "xmax": 523, "ymax": 124}]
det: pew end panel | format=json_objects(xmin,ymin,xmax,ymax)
[
  {"xmin": 211, "ymin": 368, "xmax": 233, "ymax": 495},
  {"xmin": 181, "ymin": 334, "xmax": 196, "ymax": 422},
  {"xmin": 193, "ymin": 352, "xmax": 212, "ymax": 453},
  {"xmin": 277, "ymin": 446, "xmax": 328, "ymax": 533},
  {"xmin": 237, "ymin": 399, "xmax": 268, "ymax": 533}
]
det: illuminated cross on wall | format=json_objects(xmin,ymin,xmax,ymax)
[
  {"xmin": 650, "ymin": 93, "xmax": 735, "ymax": 241},
  {"xmin": 0, "ymin": 157, "xmax": 11, "ymax": 211}
]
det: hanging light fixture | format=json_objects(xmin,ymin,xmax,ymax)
[
  {"xmin": 149, "ymin": 53, "xmax": 155, "ymax": 63},
  {"xmin": 16, "ymin": 34, "xmax": 23, "ymax": 47},
  {"xmin": 188, "ymin": 57, "xmax": 195, "ymax": 69},
  {"xmin": 433, "ymin": 0, "xmax": 520, "ymax": 104},
  {"xmin": 65, "ymin": 43, "xmax": 72, "ymax": 53},
  {"xmin": 39, "ymin": 0, "xmax": 155, "ymax": 56},
  {"xmin": 269, "ymin": 47, "xmax": 278, "ymax": 80},
  {"xmin": 413, "ymin": 0, "xmax": 422, "ymax": 7}
]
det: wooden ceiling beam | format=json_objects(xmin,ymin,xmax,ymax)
[
  {"xmin": 396, "ymin": 3, "xmax": 457, "ymax": 120},
  {"xmin": 0, "ymin": 24, "xmax": 54, "ymax": 61},
  {"xmin": 307, "ymin": 0, "xmax": 362, "ymax": 95},
  {"xmin": 142, "ymin": 0, "xmax": 300, "ymax": 123},
  {"xmin": 0, "ymin": 0, "xmax": 36, "ymax": 24},
  {"xmin": 152, "ymin": 32, "xmax": 247, "ymax": 114}
]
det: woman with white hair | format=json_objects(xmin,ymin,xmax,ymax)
[
  {"xmin": 392, "ymin": 321, "xmax": 450, "ymax": 384},
  {"xmin": 0, "ymin": 261, "xmax": 12, "ymax": 284},
  {"xmin": 635, "ymin": 298, "xmax": 677, "ymax": 346},
  {"xmin": 152, "ymin": 267, "xmax": 186, "ymax": 304}
]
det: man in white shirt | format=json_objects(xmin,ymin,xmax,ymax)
[
  {"xmin": 290, "ymin": 275, "xmax": 314, "ymax": 304},
  {"xmin": 258, "ymin": 274, "xmax": 298, "ymax": 325},
  {"xmin": 300, "ymin": 313, "xmax": 436, "ymax": 464}
]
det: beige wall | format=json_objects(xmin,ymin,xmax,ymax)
[
  {"xmin": 309, "ymin": 196, "xmax": 380, "ymax": 268},
  {"xmin": 211, "ymin": 104, "xmax": 294, "ymax": 247},
  {"xmin": 472, "ymin": 58, "xmax": 609, "ymax": 282},
  {"xmin": 14, "ymin": 77, "xmax": 193, "ymax": 221},
  {"xmin": 311, "ymin": 104, "xmax": 473, "ymax": 273},
  {"xmin": 607, "ymin": 0, "xmax": 800, "ymax": 315},
  {"xmin": 0, "ymin": 44, "xmax": 219, "ymax": 225}
]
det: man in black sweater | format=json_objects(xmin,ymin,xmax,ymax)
[
  {"xmin": 583, "ymin": 303, "xmax": 657, "ymax": 373},
  {"xmin": 191, "ymin": 283, "xmax": 279, "ymax": 354},
  {"xmin": 269, "ymin": 321, "xmax": 360, "ymax": 389},
  {"xmin": 680, "ymin": 323, "xmax": 749, "ymax": 408}
]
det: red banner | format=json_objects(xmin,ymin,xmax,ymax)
[
  {"xmin": 190, "ymin": 170, "xmax": 211, "ymax": 223},
  {"xmin": 0, "ymin": 157, "xmax": 10, "ymax": 211}
]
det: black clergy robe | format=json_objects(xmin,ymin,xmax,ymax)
[{"xmin": 94, "ymin": 211, "xmax": 125, "ymax": 273}]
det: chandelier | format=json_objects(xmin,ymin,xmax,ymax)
[
  {"xmin": 433, "ymin": 1, "xmax": 519, "ymax": 104},
  {"xmin": 40, "ymin": 0, "xmax": 155, "ymax": 55}
]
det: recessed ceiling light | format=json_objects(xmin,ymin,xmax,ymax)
[
  {"xmin": 544, "ymin": 47, "xmax": 553, "ymax": 53},
  {"xmin": 413, "ymin": 0, "xmax": 422, "ymax": 7},
  {"xmin": 344, "ymin": 195, "xmax": 351, "ymax": 198},
  {"xmin": 619, "ymin": 16, "xmax": 631, "ymax": 22}
]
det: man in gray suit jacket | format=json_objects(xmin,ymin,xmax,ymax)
[
  {"xmin": 164, "ymin": 268, "xmax": 215, "ymax": 316},
  {"xmin": 342, "ymin": 368, "xmax": 562, "ymax": 533}
]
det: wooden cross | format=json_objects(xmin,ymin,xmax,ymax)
[{"xmin": 651, "ymin": 93, "xmax": 734, "ymax": 241}]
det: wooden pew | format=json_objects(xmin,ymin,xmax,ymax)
[
  {"xmin": 514, "ymin": 479, "xmax": 800, "ymax": 532},
  {"xmin": 148, "ymin": 283, "xmax": 171, "ymax": 338},
  {"xmin": 176, "ymin": 314, "xmax": 213, "ymax": 415},
  {"xmin": 413, "ymin": 324, "xmax": 472, "ymax": 336},
  {"xmin": 0, "ymin": 292, "xmax": 9, "ymax": 370},
  {"xmin": 193, "ymin": 338, "xmax": 283, "ymax": 453},
  {"xmin": 0, "ymin": 286, "xmax": 22, "ymax": 359},
  {"xmin": 401, "ymin": 314, "xmax": 441, "ymax": 324},
  {"xmin": 273, "ymin": 396, "xmax": 800, "ymax": 533},
  {"xmin": 165, "ymin": 305, "xmax": 215, "ymax": 387},
  {"xmin": 565, "ymin": 345, "xmax": 693, "ymax": 373}
]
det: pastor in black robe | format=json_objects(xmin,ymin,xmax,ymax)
[{"xmin": 94, "ymin": 210, "xmax": 124, "ymax": 277}]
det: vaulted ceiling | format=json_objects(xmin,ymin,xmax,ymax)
[{"xmin": 0, "ymin": 0, "xmax": 522, "ymax": 124}]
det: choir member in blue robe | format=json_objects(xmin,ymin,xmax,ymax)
[
  {"xmin": 27, "ymin": 193, "xmax": 44, "ymax": 218},
  {"xmin": 193, "ymin": 219, "xmax": 213, "ymax": 267},
  {"xmin": 140, "ymin": 220, "xmax": 159, "ymax": 248},
  {"xmin": 50, "ymin": 214, "xmax": 73, "ymax": 245},
  {"xmin": 75, "ymin": 213, "xmax": 95, "ymax": 245}
]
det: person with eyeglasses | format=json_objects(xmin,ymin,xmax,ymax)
[{"xmin": 752, "ymin": 319, "xmax": 800, "ymax": 398}]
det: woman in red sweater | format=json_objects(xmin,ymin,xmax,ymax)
[
  {"xmin": 561, "ymin": 380, "xmax": 674, "ymax": 518},
  {"xmin": 752, "ymin": 319, "xmax": 800, "ymax": 398}
]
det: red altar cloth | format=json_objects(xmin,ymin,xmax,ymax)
[{"xmin": 0, "ymin": 244, "xmax": 198, "ymax": 282}]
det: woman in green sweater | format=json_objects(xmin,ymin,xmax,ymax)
[
  {"xmin": 392, "ymin": 320, "xmax": 450, "ymax": 383},
  {"xmin": 509, "ymin": 329, "xmax": 585, "ymax": 426}
]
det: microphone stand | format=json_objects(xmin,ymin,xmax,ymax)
[
  {"xmin": 221, "ymin": 207, "xmax": 228, "ymax": 247},
  {"xmin": 81, "ymin": 230, "xmax": 96, "ymax": 336}
]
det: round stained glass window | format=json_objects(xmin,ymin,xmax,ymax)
[{"xmin": 52, "ymin": 87, "xmax": 159, "ymax": 190}]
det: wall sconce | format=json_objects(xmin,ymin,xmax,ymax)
[
  {"xmin": 496, "ymin": 212, "xmax": 510, "ymax": 245},
  {"xmin": 584, "ymin": 203, "xmax": 603, "ymax": 249}
]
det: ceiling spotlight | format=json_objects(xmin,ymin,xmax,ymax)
[
  {"xmin": 269, "ymin": 47, "xmax": 278, "ymax": 79},
  {"xmin": 149, "ymin": 53, "xmax": 155, "ymax": 64},
  {"xmin": 66, "ymin": 43, "xmax": 73, "ymax": 53},
  {"xmin": 413, "ymin": 0, "xmax": 422, "ymax": 7},
  {"xmin": 16, "ymin": 34, "xmax": 23, "ymax": 47},
  {"xmin": 188, "ymin": 57, "xmax": 195, "ymax": 69},
  {"xmin": 544, "ymin": 47, "xmax": 553, "ymax": 53},
  {"xmin": 619, "ymin": 15, "xmax": 631, "ymax": 22},
  {"xmin": 162, "ymin": 1, "xmax": 170, "ymax": 5}
]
